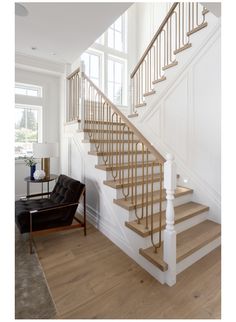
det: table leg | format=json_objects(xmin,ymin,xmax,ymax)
[
  {"xmin": 27, "ymin": 182, "xmax": 30, "ymax": 196},
  {"xmin": 41, "ymin": 182, "xmax": 43, "ymax": 198},
  {"xmin": 47, "ymin": 182, "xmax": 49, "ymax": 194}
]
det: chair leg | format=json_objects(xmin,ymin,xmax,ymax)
[
  {"xmin": 29, "ymin": 232, "xmax": 33, "ymax": 254},
  {"xmin": 29, "ymin": 212, "xmax": 33, "ymax": 254},
  {"xmin": 83, "ymin": 189, "xmax": 87, "ymax": 236}
]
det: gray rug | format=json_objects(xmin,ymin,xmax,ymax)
[{"xmin": 15, "ymin": 227, "xmax": 57, "ymax": 319}]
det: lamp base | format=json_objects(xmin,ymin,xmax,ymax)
[{"xmin": 41, "ymin": 158, "xmax": 50, "ymax": 179}]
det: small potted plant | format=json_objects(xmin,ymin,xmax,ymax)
[{"xmin": 24, "ymin": 156, "xmax": 37, "ymax": 180}]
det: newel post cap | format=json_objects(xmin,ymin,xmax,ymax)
[{"xmin": 164, "ymin": 153, "xmax": 177, "ymax": 190}]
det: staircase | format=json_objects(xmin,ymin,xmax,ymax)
[{"xmin": 65, "ymin": 2, "xmax": 221, "ymax": 286}]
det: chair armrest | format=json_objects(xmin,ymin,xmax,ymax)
[
  {"xmin": 20, "ymin": 192, "xmax": 51, "ymax": 200},
  {"xmin": 29, "ymin": 202, "xmax": 79, "ymax": 215}
]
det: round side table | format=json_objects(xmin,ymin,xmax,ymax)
[{"xmin": 24, "ymin": 174, "xmax": 58, "ymax": 196}]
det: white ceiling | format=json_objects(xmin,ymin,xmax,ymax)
[{"xmin": 15, "ymin": 2, "xmax": 132, "ymax": 64}]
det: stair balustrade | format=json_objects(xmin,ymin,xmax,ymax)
[
  {"xmin": 130, "ymin": 2, "xmax": 208, "ymax": 113},
  {"xmin": 67, "ymin": 65, "xmax": 170, "ymax": 254}
]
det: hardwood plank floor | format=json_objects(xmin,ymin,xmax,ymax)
[{"xmin": 34, "ymin": 223, "xmax": 221, "ymax": 319}]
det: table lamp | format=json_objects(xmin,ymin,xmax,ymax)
[{"xmin": 33, "ymin": 143, "xmax": 58, "ymax": 179}]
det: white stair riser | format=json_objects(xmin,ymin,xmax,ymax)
[
  {"xmin": 96, "ymin": 153, "xmax": 156, "ymax": 164},
  {"xmin": 84, "ymin": 131, "xmax": 137, "ymax": 141},
  {"xmin": 105, "ymin": 166, "xmax": 161, "ymax": 180},
  {"xmin": 87, "ymin": 142, "xmax": 151, "ymax": 153},
  {"xmin": 115, "ymin": 181, "xmax": 162, "ymax": 199}
]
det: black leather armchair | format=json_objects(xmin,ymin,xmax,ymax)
[{"xmin": 15, "ymin": 174, "xmax": 86, "ymax": 253}]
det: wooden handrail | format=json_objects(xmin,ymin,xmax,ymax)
[
  {"xmin": 83, "ymin": 73, "xmax": 166, "ymax": 164},
  {"xmin": 130, "ymin": 2, "xmax": 179, "ymax": 78},
  {"xmin": 67, "ymin": 66, "xmax": 80, "ymax": 80}
]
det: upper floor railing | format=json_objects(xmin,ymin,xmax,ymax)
[{"xmin": 130, "ymin": 2, "xmax": 208, "ymax": 112}]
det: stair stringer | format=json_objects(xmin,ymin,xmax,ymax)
[
  {"xmin": 127, "ymin": 19, "xmax": 221, "ymax": 224},
  {"xmin": 67, "ymin": 129, "xmax": 166, "ymax": 284}
]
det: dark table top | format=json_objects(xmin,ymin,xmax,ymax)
[{"xmin": 24, "ymin": 174, "xmax": 58, "ymax": 183}]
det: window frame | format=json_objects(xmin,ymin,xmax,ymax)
[
  {"xmin": 80, "ymin": 12, "xmax": 128, "ymax": 108},
  {"xmin": 81, "ymin": 49, "xmax": 103, "ymax": 88},
  {"xmin": 107, "ymin": 55, "xmax": 126, "ymax": 106},
  {"xmin": 15, "ymin": 82, "xmax": 44, "ymax": 160},
  {"xmin": 15, "ymin": 82, "xmax": 43, "ymax": 98}
]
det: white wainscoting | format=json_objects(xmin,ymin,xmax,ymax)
[{"xmin": 131, "ymin": 25, "xmax": 221, "ymax": 223}]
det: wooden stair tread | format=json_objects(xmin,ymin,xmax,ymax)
[
  {"xmin": 104, "ymin": 173, "xmax": 162, "ymax": 189},
  {"xmin": 114, "ymin": 186, "xmax": 193, "ymax": 210},
  {"xmin": 85, "ymin": 120, "xmax": 125, "ymax": 126},
  {"xmin": 82, "ymin": 139, "xmax": 139, "ymax": 144},
  {"xmin": 84, "ymin": 129, "xmax": 132, "ymax": 134},
  {"xmin": 139, "ymin": 246, "xmax": 167, "ymax": 272},
  {"xmin": 128, "ymin": 113, "xmax": 139, "ymax": 118},
  {"xmin": 140, "ymin": 220, "xmax": 221, "ymax": 271},
  {"xmin": 135, "ymin": 102, "xmax": 146, "ymax": 108},
  {"xmin": 125, "ymin": 202, "xmax": 209, "ymax": 237},
  {"xmin": 143, "ymin": 90, "xmax": 156, "ymax": 97},
  {"xmin": 88, "ymin": 150, "xmax": 151, "ymax": 157},
  {"xmin": 96, "ymin": 160, "xmax": 160, "ymax": 171},
  {"xmin": 176, "ymin": 220, "xmax": 221, "ymax": 262}
]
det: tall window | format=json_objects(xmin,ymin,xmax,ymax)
[
  {"xmin": 15, "ymin": 83, "xmax": 43, "ymax": 158},
  {"xmin": 80, "ymin": 12, "xmax": 127, "ymax": 107},
  {"xmin": 108, "ymin": 16, "xmax": 126, "ymax": 52},
  {"xmin": 108, "ymin": 57, "xmax": 124, "ymax": 105},
  {"xmin": 81, "ymin": 50, "xmax": 102, "ymax": 87}
]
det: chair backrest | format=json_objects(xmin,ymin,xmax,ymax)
[{"xmin": 50, "ymin": 175, "xmax": 85, "ymax": 204}]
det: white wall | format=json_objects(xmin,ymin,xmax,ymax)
[
  {"xmin": 135, "ymin": 2, "xmax": 171, "ymax": 59},
  {"xmin": 130, "ymin": 13, "xmax": 221, "ymax": 222},
  {"xmin": 15, "ymin": 66, "xmax": 61, "ymax": 199}
]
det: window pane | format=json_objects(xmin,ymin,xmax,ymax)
[
  {"xmin": 108, "ymin": 29, "xmax": 114, "ymax": 48},
  {"xmin": 15, "ymin": 105, "xmax": 42, "ymax": 158},
  {"xmin": 108, "ymin": 60, "xmax": 114, "ymax": 82},
  {"xmin": 15, "ymin": 87, "xmax": 27, "ymax": 95},
  {"xmin": 91, "ymin": 77, "xmax": 99, "ymax": 87},
  {"xmin": 15, "ymin": 83, "xmax": 42, "ymax": 97},
  {"xmin": 108, "ymin": 82, "xmax": 114, "ymax": 100},
  {"xmin": 27, "ymin": 89, "xmax": 38, "ymax": 97},
  {"xmin": 115, "ymin": 31, "xmax": 122, "ymax": 51},
  {"xmin": 114, "ymin": 84, "xmax": 122, "ymax": 104},
  {"xmin": 90, "ymin": 54, "xmax": 99, "ymax": 79},
  {"xmin": 115, "ymin": 17, "xmax": 122, "ymax": 32},
  {"xmin": 114, "ymin": 61, "xmax": 122, "ymax": 84},
  {"xmin": 81, "ymin": 52, "xmax": 89, "ymax": 74}
]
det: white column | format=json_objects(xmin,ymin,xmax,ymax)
[
  {"xmin": 163, "ymin": 153, "xmax": 177, "ymax": 286},
  {"xmin": 80, "ymin": 61, "xmax": 85, "ymax": 131}
]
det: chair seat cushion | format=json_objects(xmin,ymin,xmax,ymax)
[{"xmin": 15, "ymin": 198, "xmax": 75, "ymax": 234}]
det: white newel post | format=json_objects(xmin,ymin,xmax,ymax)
[
  {"xmin": 164, "ymin": 153, "xmax": 177, "ymax": 286},
  {"xmin": 80, "ymin": 61, "xmax": 85, "ymax": 131}
]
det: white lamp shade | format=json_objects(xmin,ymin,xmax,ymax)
[{"xmin": 33, "ymin": 143, "xmax": 58, "ymax": 158}]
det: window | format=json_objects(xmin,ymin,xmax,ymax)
[
  {"xmin": 15, "ymin": 82, "xmax": 43, "ymax": 159},
  {"xmin": 108, "ymin": 57, "xmax": 124, "ymax": 105},
  {"xmin": 15, "ymin": 82, "xmax": 42, "ymax": 97},
  {"xmin": 15, "ymin": 104, "xmax": 42, "ymax": 158},
  {"xmin": 80, "ymin": 12, "xmax": 128, "ymax": 106},
  {"xmin": 81, "ymin": 50, "xmax": 102, "ymax": 87},
  {"xmin": 108, "ymin": 16, "xmax": 126, "ymax": 52}
]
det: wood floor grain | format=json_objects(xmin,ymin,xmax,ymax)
[{"xmin": 35, "ymin": 223, "xmax": 221, "ymax": 319}]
